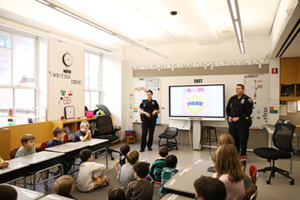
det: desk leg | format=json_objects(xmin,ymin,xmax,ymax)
[
  {"xmin": 181, "ymin": 130, "xmax": 183, "ymax": 148},
  {"xmin": 189, "ymin": 130, "xmax": 192, "ymax": 149}
]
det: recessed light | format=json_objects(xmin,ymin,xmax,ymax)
[{"xmin": 222, "ymin": 30, "xmax": 231, "ymax": 33}]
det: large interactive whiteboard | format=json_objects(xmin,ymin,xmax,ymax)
[{"xmin": 169, "ymin": 84, "xmax": 225, "ymax": 119}]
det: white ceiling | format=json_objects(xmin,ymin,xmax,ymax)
[{"xmin": 0, "ymin": 0, "xmax": 281, "ymax": 48}]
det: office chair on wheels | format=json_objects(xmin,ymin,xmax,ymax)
[
  {"xmin": 94, "ymin": 116, "xmax": 121, "ymax": 160},
  {"xmin": 253, "ymin": 124, "xmax": 295, "ymax": 185}
]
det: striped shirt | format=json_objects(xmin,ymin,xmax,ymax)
[{"xmin": 149, "ymin": 158, "xmax": 166, "ymax": 182}]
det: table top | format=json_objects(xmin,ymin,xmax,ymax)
[
  {"xmin": 0, "ymin": 159, "xmax": 29, "ymax": 174},
  {"xmin": 45, "ymin": 142, "xmax": 86, "ymax": 153},
  {"xmin": 12, "ymin": 151, "xmax": 65, "ymax": 164},
  {"xmin": 38, "ymin": 194, "xmax": 74, "ymax": 200},
  {"xmin": 165, "ymin": 159, "xmax": 214, "ymax": 195},
  {"xmin": 0, "ymin": 184, "xmax": 44, "ymax": 200},
  {"xmin": 84, "ymin": 138, "xmax": 109, "ymax": 147},
  {"xmin": 162, "ymin": 193, "xmax": 194, "ymax": 200}
]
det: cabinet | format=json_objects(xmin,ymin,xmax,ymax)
[
  {"xmin": 280, "ymin": 58, "xmax": 296, "ymax": 84},
  {"xmin": 296, "ymin": 58, "xmax": 300, "ymax": 83},
  {"xmin": 50, "ymin": 117, "xmax": 97, "ymax": 137},
  {"xmin": 280, "ymin": 57, "xmax": 300, "ymax": 100}
]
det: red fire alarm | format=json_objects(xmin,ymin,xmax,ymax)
[{"xmin": 272, "ymin": 68, "xmax": 278, "ymax": 74}]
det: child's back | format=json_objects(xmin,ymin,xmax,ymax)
[
  {"xmin": 149, "ymin": 146, "xmax": 168, "ymax": 182},
  {"xmin": 77, "ymin": 149, "xmax": 107, "ymax": 192},
  {"xmin": 126, "ymin": 162, "xmax": 153, "ymax": 200},
  {"xmin": 158, "ymin": 155, "xmax": 178, "ymax": 197},
  {"xmin": 117, "ymin": 150, "xmax": 139, "ymax": 188}
]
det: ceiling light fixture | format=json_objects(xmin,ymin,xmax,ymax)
[
  {"xmin": 36, "ymin": 0, "xmax": 49, "ymax": 5},
  {"xmin": 229, "ymin": 0, "xmax": 238, "ymax": 20},
  {"xmin": 35, "ymin": 0, "xmax": 168, "ymax": 59},
  {"xmin": 227, "ymin": 0, "xmax": 245, "ymax": 54}
]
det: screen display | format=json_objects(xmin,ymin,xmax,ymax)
[{"xmin": 169, "ymin": 84, "xmax": 225, "ymax": 118}]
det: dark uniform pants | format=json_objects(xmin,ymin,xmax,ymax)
[
  {"xmin": 141, "ymin": 119, "xmax": 156, "ymax": 150},
  {"xmin": 229, "ymin": 122, "xmax": 249, "ymax": 156}
]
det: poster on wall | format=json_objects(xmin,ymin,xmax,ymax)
[
  {"xmin": 133, "ymin": 77, "xmax": 161, "ymax": 123},
  {"xmin": 243, "ymin": 74, "xmax": 269, "ymax": 128}
]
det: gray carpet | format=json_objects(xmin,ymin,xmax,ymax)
[{"xmin": 33, "ymin": 168, "xmax": 161, "ymax": 200}]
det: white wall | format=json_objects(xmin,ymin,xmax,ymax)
[
  {"xmin": 123, "ymin": 35, "xmax": 272, "ymax": 130},
  {"xmin": 102, "ymin": 53, "xmax": 123, "ymax": 136},
  {"xmin": 268, "ymin": 58, "xmax": 280, "ymax": 124},
  {"xmin": 47, "ymin": 40, "xmax": 85, "ymax": 121}
]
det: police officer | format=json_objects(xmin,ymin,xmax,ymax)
[
  {"xmin": 226, "ymin": 84, "xmax": 253, "ymax": 156},
  {"xmin": 139, "ymin": 90, "xmax": 160, "ymax": 152}
]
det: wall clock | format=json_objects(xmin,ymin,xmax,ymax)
[
  {"xmin": 62, "ymin": 53, "xmax": 73, "ymax": 67},
  {"xmin": 64, "ymin": 106, "xmax": 75, "ymax": 119}
]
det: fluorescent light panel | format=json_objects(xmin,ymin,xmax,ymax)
[
  {"xmin": 227, "ymin": 0, "xmax": 245, "ymax": 54},
  {"xmin": 37, "ymin": 0, "xmax": 49, "ymax": 5},
  {"xmin": 239, "ymin": 42, "xmax": 244, "ymax": 54},
  {"xmin": 230, "ymin": 0, "xmax": 238, "ymax": 20},
  {"xmin": 34, "ymin": 0, "xmax": 168, "ymax": 59},
  {"xmin": 235, "ymin": 21, "xmax": 242, "ymax": 41}
]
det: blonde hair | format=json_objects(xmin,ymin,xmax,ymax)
[
  {"xmin": 21, "ymin": 134, "xmax": 35, "ymax": 146},
  {"xmin": 215, "ymin": 144, "xmax": 244, "ymax": 183},
  {"xmin": 53, "ymin": 127, "xmax": 64, "ymax": 137},
  {"xmin": 126, "ymin": 150, "xmax": 139, "ymax": 164},
  {"xmin": 218, "ymin": 134, "xmax": 235, "ymax": 146},
  {"xmin": 80, "ymin": 120, "xmax": 90, "ymax": 128},
  {"xmin": 53, "ymin": 175, "xmax": 74, "ymax": 196}
]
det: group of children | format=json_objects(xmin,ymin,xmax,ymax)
[{"xmin": 0, "ymin": 118, "xmax": 252, "ymax": 200}]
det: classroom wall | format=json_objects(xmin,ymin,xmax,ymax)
[
  {"xmin": 122, "ymin": 35, "xmax": 277, "ymax": 146},
  {"xmin": 102, "ymin": 53, "xmax": 123, "ymax": 137}
]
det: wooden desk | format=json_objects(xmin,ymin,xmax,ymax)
[
  {"xmin": 162, "ymin": 193, "xmax": 194, "ymax": 200},
  {"xmin": 39, "ymin": 194, "xmax": 73, "ymax": 200},
  {"xmin": 165, "ymin": 159, "xmax": 214, "ymax": 198},
  {"xmin": 0, "ymin": 184, "xmax": 44, "ymax": 200}
]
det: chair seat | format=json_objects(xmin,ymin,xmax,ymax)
[
  {"xmin": 158, "ymin": 133, "xmax": 175, "ymax": 139},
  {"xmin": 202, "ymin": 126, "xmax": 216, "ymax": 130},
  {"xmin": 254, "ymin": 147, "xmax": 291, "ymax": 160}
]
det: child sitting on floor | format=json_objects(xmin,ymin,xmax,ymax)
[
  {"xmin": 126, "ymin": 162, "xmax": 154, "ymax": 200},
  {"xmin": 0, "ymin": 185, "xmax": 17, "ymax": 200},
  {"xmin": 158, "ymin": 155, "xmax": 179, "ymax": 197},
  {"xmin": 194, "ymin": 176, "xmax": 227, "ymax": 200},
  {"xmin": 108, "ymin": 187, "xmax": 126, "ymax": 200},
  {"xmin": 77, "ymin": 149, "xmax": 108, "ymax": 192},
  {"xmin": 53, "ymin": 175, "xmax": 77, "ymax": 200},
  {"xmin": 149, "ymin": 146, "xmax": 168, "ymax": 182},
  {"xmin": 117, "ymin": 150, "xmax": 139, "ymax": 189},
  {"xmin": 114, "ymin": 145, "xmax": 130, "ymax": 174}
]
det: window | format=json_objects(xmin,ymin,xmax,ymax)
[
  {"xmin": 84, "ymin": 52, "xmax": 101, "ymax": 110},
  {"xmin": 0, "ymin": 29, "xmax": 36, "ymax": 127}
]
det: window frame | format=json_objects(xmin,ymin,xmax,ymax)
[
  {"xmin": 84, "ymin": 51, "xmax": 102, "ymax": 110},
  {"xmin": 0, "ymin": 27, "xmax": 38, "ymax": 126}
]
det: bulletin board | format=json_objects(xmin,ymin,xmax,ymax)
[
  {"xmin": 47, "ymin": 40, "xmax": 85, "ymax": 121},
  {"xmin": 133, "ymin": 77, "xmax": 161, "ymax": 123},
  {"xmin": 243, "ymin": 74, "xmax": 269, "ymax": 128}
]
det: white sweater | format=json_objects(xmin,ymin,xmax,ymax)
[{"xmin": 77, "ymin": 162, "xmax": 106, "ymax": 192}]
